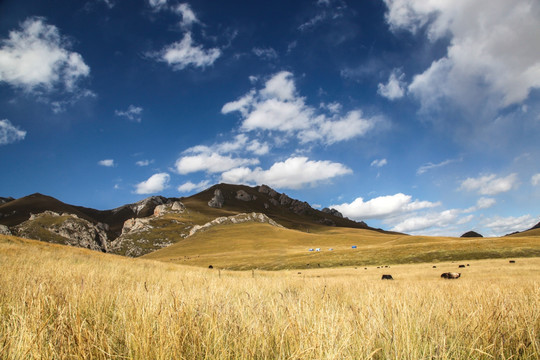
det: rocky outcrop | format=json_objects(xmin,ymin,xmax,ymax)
[
  {"xmin": 289, "ymin": 199, "xmax": 311, "ymax": 215},
  {"xmin": 112, "ymin": 196, "xmax": 173, "ymax": 217},
  {"xmin": 121, "ymin": 218, "xmax": 153, "ymax": 235},
  {"xmin": 258, "ymin": 184, "xmax": 278, "ymax": 198},
  {"xmin": 0, "ymin": 224, "xmax": 11, "ymax": 235},
  {"xmin": 15, "ymin": 211, "xmax": 109, "ymax": 252},
  {"xmin": 208, "ymin": 189, "xmax": 225, "ymax": 208},
  {"xmin": 322, "ymin": 208, "xmax": 343, "ymax": 218},
  {"xmin": 236, "ymin": 190, "xmax": 254, "ymax": 201},
  {"xmin": 279, "ymin": 193, "xmax": 292, "ymax": 206},
  {"xmin": 154, "ymin": 201, "xmax": 185, "ymax": 216},
  {"xmin": 189, "ymin": 212, "xmax": 283, "ymax": 237},
  {"xmin": 461, "ymin": 231, "xmax": 483, "ymax": 238}
]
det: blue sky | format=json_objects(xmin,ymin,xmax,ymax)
[{"xmin": 1, "ymin": 0, "xmax": 539, "ymax": 236}]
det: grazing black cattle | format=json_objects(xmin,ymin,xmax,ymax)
[
  {"xmin": 458, "ymin": 265, "xmax": 466, "ymax": 268},
  {"xmin": 381, "ymin": 274, "xmax": 394, "ymax": 280},
  {"xmin": 432, "ymin": 266, "xmax": 437, "ymax": 268},
  {"xmin": 467, "ymin": 264, "xmax": 470, "ymax": 266},
  {"xmin": 509, "ymin": 260, "xmax": 516, "ymax": 263},
  {"xmin": 441, "ymin": 272, "xmax": 461, "ymax": 279},
  {"xmin": 208, "ymin": 265, "xmax": 213, "ymax": 269}
]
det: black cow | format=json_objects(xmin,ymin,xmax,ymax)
[
  {"xmin": 509, "ymin": 260, "xmax": 516, "ymax": 263},
  {"xmin": 441, "ymin": 272, "xmax": 461, "ymax": 279},
  {"xmin": 458, "ymin": 265, "xmax": 466, "ymax": 268},
  {"xmin": 381, "ymin": 274, "xmax": 394, "ymax": 280}
]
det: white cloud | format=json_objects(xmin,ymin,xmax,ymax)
[
  {"xmin": 174, "ymin": 3, "xmax": 199, "ymax": 29},
  {"xmin": 531, "ymin": 173, "xmax": 540, "ymax": 186},
  {"xmin": 370, "ymin": 158, "xmax": 387, "ymax": 168},
  {"xmin": 135, "ymin": 172, "xmax": 170, "ymax": 194},
  {"xmin": 483, "ymin": 214, "xmax": 537, "ymax": 236},
  {"xmin": 390, "ymin": 209, "xmax": 461, "ymax": 233},
  {"xmin": 176, "ymin": 152, "xmax": 259, "ymax": 175},
  {"xmin": 417, "ymin": 158, "xmax": 461, "ymax": 175},
  {"xmin": 459, "ymin": 173, "xmax": 518, "ymax": 196},
  {"xmin": 0, "ymin": 17, "xmax": 89, "ymax": 93},
  {"xmin": 464, "ymin": 197, "xmax": 496, "ymax": 213},
  {"xmin": 222, "ymin": 71, "xmax": 382, "ymax": 145},
  {"xmin": 159, "ymin": 32, "xmax": 220, "ymax": 70},
  {"xmin": 331, "ymin": 193, "xmax": 440, "ymax": 220},
  {"xmin": 115, "ymin": 105, "xmax": 143, "ymax": 122},
  {"xmin": 148, "ymin": 0, "xmax": 167, "ymax": 9},
  {"xmin": 136, "ymin": 159, "xmax": 154, "ymax": 167},
  {"xmin": 177, "ymin": 180, "xmax": 210, "ymax": 193},
  {"xmin": 220, "ymin": 156, "xmax": 352, "ymax": 189},
  {"xmin": 384, "ymin": 0, "xmax": 540, "ymax": 110},
  {"xmin": 0, "ymin": 119, "xmax": 26, "ymax": 145},
  {"xmin": 252, "ymin": 47, "xmax": 278, "ymax": 60},
  {"xmin": 98, "ymin": 159, "xmax": 115, "ymax": 167},
  {"xmin": 377, "ymin": 69, "xmax": 405, "ymax": 100}
]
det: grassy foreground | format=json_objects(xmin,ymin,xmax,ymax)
[{"xmin": 1, "ymin": 235, "xmax": 539, "ymax": 359}]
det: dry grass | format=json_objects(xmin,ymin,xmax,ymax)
[
  {"xmin": 143, "ymin": 222, "xmax": 540, "ymax": 270},
  {"xmin": 1, "ymin": 235, "xmax": 539, "ymax": 359}
]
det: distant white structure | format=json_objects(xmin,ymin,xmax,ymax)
[
  {"xmin": 329, "ymin": 248, "xmax": 333, "ymax": 251},
  {"xmin": 309, "ymin": 248, "xmax": 314, "ymax": 251},
  {"xmin": 315, "ymin": 248, "xmax": 321, "ymax": 252}
]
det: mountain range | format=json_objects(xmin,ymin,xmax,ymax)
[{"xmin": 0, "ymin": 183, "xmax": 393, "ymax": 256}]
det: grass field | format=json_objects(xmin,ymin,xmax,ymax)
[
  {"xmin": 142, "ymin": 222, "xmax": 540, "ymax": 270},
  {"xmin": 1, "ymin": 234, "xmax": 539, "ymax": 359}
]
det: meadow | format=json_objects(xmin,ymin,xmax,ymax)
[{"xmin": 1, "ymin": 235, "xmax": 539, "ymax": 359}]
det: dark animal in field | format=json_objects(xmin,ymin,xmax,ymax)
[
  {"xmin": 208, "ymin": 265, "xmax": 213, "ymax": 269},
  {"xmin": 432, "ymin": 266, "xmax": 437, "ymax": 268},
  {"xmin": 509, "ymin": 260, "xmax": 516, "ymax": 263},
  {"xmin": 458, "ymin": 265, "xmax": 465, "ymax": 268},
  {"xmin": 381, "ymin": 274, "xmax": 393, "ymax": 280},
  {"xmin": 441, "ymin": 272, "xmax": 461, "ymax": 279}
]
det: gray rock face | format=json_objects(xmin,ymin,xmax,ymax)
[
  {"xmin": 289, "ymin": 199, "xmax": 311, "ymax": 215},
  {"xmin": 121, "ymin": 218, "xmax": 153, "ymax": 235},
  {"xmin": 322, "ymin": 207, "xmax": 343, "ymax": 218},
  {"xmin": 258, "ymin": 185, "xmax": 278, "ymax": 198},
  {"xmin": 236, "ymin": 190, "xmax": 253, "ymax": 201},
  {"xmin": 279, "ymin": 193, "xmax": 292, "ymax": 206},
  {"xmin": 154, "ymin": 201, "xmax": 185, "ymax": 216},
  {"xmin": 208, "ymin": 189, "xmax": 225, "ymax": 208},
  {"xmin": 269, "ymin": 198, "xmax": 279, "ymax": 207},
  {"xmin": 15, "ymin": 212, "xmax": 109, "ymax": 252},
  {"xmin": 0, "ymin": 224, "xmax": 12, "ymax": 235},
  {"xmin": 189, "ymin": 212, "xmax": 283, "ymax": 237}
]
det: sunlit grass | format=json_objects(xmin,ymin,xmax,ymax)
[{"xmin": 1, "ymin": 235, "xmax": 539, "ymax": 359}]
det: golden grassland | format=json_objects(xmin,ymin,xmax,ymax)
[
  {"xmin": 143, "ymin": 222, "xmax": 540, "ymax": 270},
  {"xmin": 1, "ymin": 235, "xmax": 539, "ymax": 359}
]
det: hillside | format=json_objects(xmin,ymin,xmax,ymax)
[
  {"xmin": 143, "ymin": 222, "xmax": 540, "ymax": 270},
  {"xmin": 0, "ymin": 183, "xmax": 383, "ymax": 257}
]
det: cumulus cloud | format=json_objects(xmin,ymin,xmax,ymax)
[
  {"xmin": 115, "ymin": 105, "xmax": 143, "ymax": 122},
  {"xmin": 222, "ymin": 71, "xmax": 382, "ymax": 145},
  {"xmin": 177, "ymin": 180, "xmax": 210, "ymax": 193},
  {"xmin": 176, "ymin": 151, "xmax": 259, "ymax": 175},
  {"xmin": 220, "ymin": 156, "xmax": 352, "ymax": 189},
  {"xmin": 331, "ymin": 193, "xmax": 440, "ymax": 220},
  {"xmin": 390, "ymin": 209, "xmax": 462, "ymax": 233},
  {"xmin": 384, "ymin": 0, "xmax": 540, "ymax": 110},
  {"xmin": 483, "ymin": 214, "xmax": 537, "ymax": 236},
  {"xmin": 377, "ymin": 69, "xmax": 405, "ymax": 100},
  {"xmin": 158, "ymin": 32, "xmax": 220, "ymax": 70},
  {"xmin": 98, "ymin": 159, "xmax": 115, "ymax": 167},
  {"xmin": 370, "ymin": 158, "xmax": 387, "ymax": 168},
  {"xmin": 417, "ymin": 158, "xmax": 461, "ymax": 175},
  {"xmin": 532, "ymin": 173, "xmax": 540, "ymax": 186},
  {"xmin": 0, "ymin": 119, "xmax": 26, "ymax": 145},
  {"xmin": 459, "ymin": 173, "xmax": 518, "ymax": 196},
  {"xmin": 135, "ymin": 173, "xmax": 170, "ymax": 194},
  {"xmin": 0, "ymin": 17, "xmax": 90, "ymax": 93}
]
